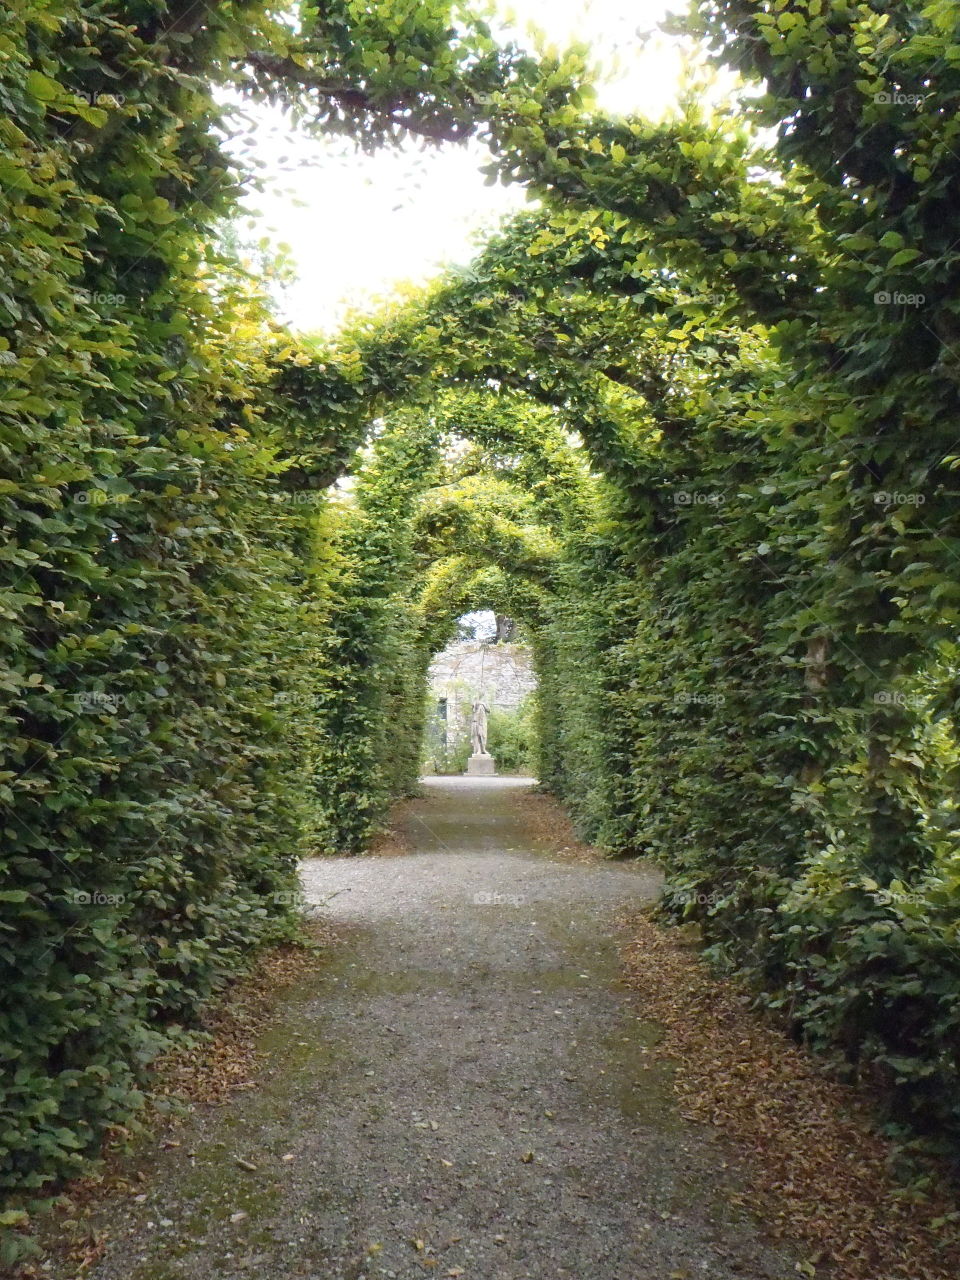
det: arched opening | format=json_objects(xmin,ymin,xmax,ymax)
[
  {"xmin": 423, "ymin": 608, "xmax": 538, "ymax": 776},
  {"xmin": 303, "ymin": 388, "xmax": 595, "ymax": 853}
]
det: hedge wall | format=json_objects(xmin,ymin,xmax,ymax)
[
  {"xmin": 6, "ymin": 0, "xmax": 960, "ymax": 1220},
  {"xmin": 0, "ymin": 0, "xmax": 574, "ymax": 1209}
]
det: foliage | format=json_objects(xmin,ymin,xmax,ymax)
[
  {"xmin": 0, "ymin": 0, "xmax": 575, "ymax": 1202},
  {"xmin": 305, "ymin": 390, "xmax": 591, "ymax": 847},
  {"xmin": 6, "ymin": 0, "xmax": 960, "ymax": 1207},
  {"xmin": 242, "ymin": 0, "xmax": 590, "ymax": 147},
  {"xmin": 487, "ymin": 698, "xmax": 537, "ymax": 776},
  {"xmin": 296, "ymin": 0, "xmax": 960, "ymax": 1149}
]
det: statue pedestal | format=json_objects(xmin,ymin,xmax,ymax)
[{"xmin": 466, "ymin": 752, "xmax": 496, "ymax": 776}]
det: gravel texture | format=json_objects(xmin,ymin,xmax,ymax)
[{"xmin": 59, "ymin": 777, "xmax": 799, "ymax": 1280}]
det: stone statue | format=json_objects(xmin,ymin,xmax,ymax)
[{"xmin": 470, "ymin": 698, "xmax": 489, "ymax": 756}]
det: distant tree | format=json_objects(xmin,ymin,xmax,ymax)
[{"xmin": 495, "ymin": 614, "xmax": 517, "ymax": 643}]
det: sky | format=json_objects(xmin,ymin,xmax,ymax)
[{"xmin": 228, "ymin": 0, "xmax": 699, "ymax": 335}]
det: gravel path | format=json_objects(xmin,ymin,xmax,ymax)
[{"xmin": 63, "ymin": 777, "xmax": 798, "ymax": 1280}]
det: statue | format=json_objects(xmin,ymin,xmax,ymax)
[{"xmin": 470, "ymin": 698, "xmax": 489, "ymax": 755}]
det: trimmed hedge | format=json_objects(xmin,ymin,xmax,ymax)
[{"xmin": 0, "ymin": 0, "xmax": 574, "ymax": 1206}]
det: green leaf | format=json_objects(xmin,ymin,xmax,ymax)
[{"xmin": 25, "ymin": 70, "xmax": 61, "ymax": 102}]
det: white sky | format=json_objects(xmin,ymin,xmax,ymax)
[{"xmin": 229, "ymin": 0, "xmax": 696, "ymax": 335}]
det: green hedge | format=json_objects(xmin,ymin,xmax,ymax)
[
  {"xmin": 0, "ymin": 0, "xmax": 572, "ymax": 1207},
  {"xmin": 0, "ymin": 5, "xmax": 318, "ymax": 1197},
  {"xmin": 7, "ymin": 0, "xmax": 960, "ymax": 1210}
]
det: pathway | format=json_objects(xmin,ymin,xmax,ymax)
[{"xmin": 65, "ymin": 777, "xmax": 797, "ymax": 1280}]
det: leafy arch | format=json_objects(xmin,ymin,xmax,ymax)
[{"xmin": 306, "ymin": 385, "xmax": 595, "ymax": 851}]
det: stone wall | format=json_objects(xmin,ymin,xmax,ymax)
[{"xmin": 427, "ymin": 640, "xmax": 536, "ymax": 745}]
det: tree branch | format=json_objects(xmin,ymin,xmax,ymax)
[{"xmin": 242, "ymin": 52, "xmax": 475, "ymax": 143}]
